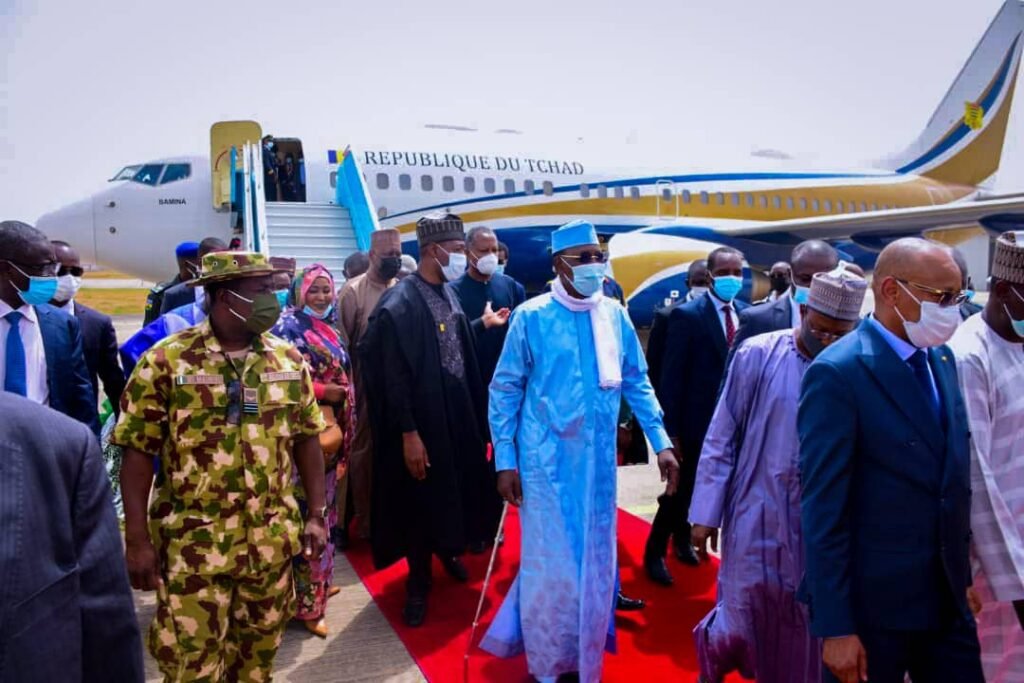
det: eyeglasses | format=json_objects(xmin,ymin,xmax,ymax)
[
  {"xmin": 896, "ymin": 278, "xmax": 967, "ymax": 307},
  {"xmin": 3, "ymin": 259, "xmax": 60, "ymax": 277},
  {"xmin": 58, "ymin": 265, "xmax": 85, "ymax": 277},
  {"xmin": 805, "ymin": 323, "xmax": 850, "ymax": 344},
  {"xmin": 561, "ymin": 250, "xmax": 607, "ymax": 265}
]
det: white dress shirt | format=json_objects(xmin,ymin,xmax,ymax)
[
  {"xmin": 706, "ymin": 290, "xmax": 740, "ymax": 338},
  {"xmin": 785, "ymin": 289, "xmax": 801, "ymax": 328},
  {"xmin": 56, "ymin": 298, "xmax": 75, "ymax": 315},
  {"xmin": 0, "ymin": 298, "xmax": 49, "ymax": 404}
]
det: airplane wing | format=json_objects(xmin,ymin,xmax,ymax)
[{"xmin": 715, "ymin": 196, "xmax": 1024, "ymax": 244}]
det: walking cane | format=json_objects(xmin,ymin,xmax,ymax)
[{"xmin": 464, "ymin": 501, "xmax": 510, "ymax": 683}]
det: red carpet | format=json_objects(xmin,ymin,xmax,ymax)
[{"xmin": 344, "ymin": 508, "xmax": 747, "ymax": 682}]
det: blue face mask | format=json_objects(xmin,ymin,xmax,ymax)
[
  {"xmin": 494, "ymin": 264, "xmax": 506, "ymax": 277},
  {"xmin": 563, "ymin": 260, "xmax": 606, "ymax": 297},
  {"xmin": 792, "ymin": 285, "xmax": 810, "ymax": 305},
  {"xmin": 964, "ymin": 289, "xmax": 976, "ymax": 302},
  {"xmin": 1006, "ymin": 286, "xmax": 1024, "ymax": 339},
  {"xmin": 274, "ymin": 290, "xmax": 290, "ymax": 309},
  {"xmin": 712, "ymin": 275, "xmax": 743, "ymax": 302},
  {"xmin": 7, "ymin": 261, "xmax": 59, "ymax": 306},
  {"xmin": 303, "ymin": 304, "xmax": 333, "ymax": 320}
]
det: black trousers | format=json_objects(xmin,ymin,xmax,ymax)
[
  {"xmin": 823, "ymin": 618, "xmax": 983, "ymax": 683},
  {"xmin": 645, "ymin": 452, "xmax": 699, "ymax": 557},
  {"xmin": 1016, "ymin": 599, "xmax": 1024, "ymax": 631}
]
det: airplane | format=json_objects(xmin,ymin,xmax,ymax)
[{"xmin": 37, "ymin": 0, "xmax": 1024, "ymax": 327}]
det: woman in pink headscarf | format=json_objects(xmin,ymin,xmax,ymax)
[{"xmin": 272, "ymin": 264, "xmax": 355, "ymax": 637}]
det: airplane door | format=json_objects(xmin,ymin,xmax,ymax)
[
  {"xmin": 656, "ymin": 180, "xmax": 677, "ymax": 219},
  {"xmin": 211, "ymin": 120, "xmax": 263, "ymax": 209}
]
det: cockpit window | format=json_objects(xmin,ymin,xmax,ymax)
[
  {"xmin": 110, "ymin": 165, "xmax": 141, "ymax": 181},
  {"xmin": 160, "ymin": 164, "xmax": 191, "ymax": 184},
  {"xmin": 132, "ymin": 164, "xmax": 165, "ymax": 186}
]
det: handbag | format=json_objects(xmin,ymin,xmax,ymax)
[{"xmin": 319, "ymin": 403, "xmax": 343, "ymax": 459}]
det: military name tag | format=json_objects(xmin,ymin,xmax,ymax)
[
  {"xmin": 260, "ymin": 371, "xmax": 302, "ymax": 383},
  {"xmin": 243, "ymin": 387, "xmax": 260, "ymax": 414},
  {"xmin": 175, "ymin": 374, "xmax": 225, "ymax": 386}
]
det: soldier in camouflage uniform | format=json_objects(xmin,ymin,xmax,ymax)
[
  {"xmin": 114, "ymin": 251, "xmax": 329, "ymax": 682},
  {"xmin": 144, "ymin": 241, "xmax": 200, "ymax": 325}
]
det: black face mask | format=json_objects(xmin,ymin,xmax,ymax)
[
  {"xmin": 800, "ymin": 325, "xmax": 827, "ymax": 358},
  {"xmin": 770, "ymin": 275, "xmax": 791, "ymax": 293},
  {"xmin": 378, "ymin": 256, "xmax": 402, "ymax": 280}
]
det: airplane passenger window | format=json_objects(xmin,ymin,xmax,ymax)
[
  {"xmin": 630, "ymin": 187, "xmax": 640, "ymax": 200},
  {"xmin": 484, "ymin": 178, "xmax": 496, "ymax": 193},
  {"xmin": 504, "ymin": 179, "xmax": 515, "ymax": 194},
  {"xmin": 524, "ymin": 180, "xmax": 536, "ymax": 195},
  {"xmin": 399, "ymin": 174, "xmax": 412, "ymax": 190},
  {"xmin": 772, "ymin": 196, "xmax": 781, "ymax": 209},
  {"xmin": 836, "ymin": 200, "xmax": 844, "ymax": 212},
  {"xmin": 442, "ymin": 176, "xmax": 455, "ymax": 192},
  {"xmin": 716, "ymin": 193, "xmax": 725, "ymax": 205},
  {"xmin": 786, "ymin": 197, "xmax": 794, "ymax": 210},
  {"xmin": 597, "ymin": 185, "xmax": 607, "ymax": 199},
  {"xmin": 580, "ymin": 184, "xmax": 590, "ymax": 198},
  {"xmin": 823, "ymin": 200, "xmax": 832, "ymax": 212},
  {"xmin": 813, "ymin": 199, "xmax": 820, "ymax": 211},
  {"xmin": 700, "ymin": 191, "xmax": 709, "ymax": 204},
  {"xmin": 378, "ymin": 207, "xmax": 388, "ymax": 218},
  {"xmin": 682, "ymin": 190, "xmax": 691, "ymax": 203},
  {"xmin": 662, "ymin": 188, "xmax": 672, "ymax": 201},
  {"xmin": 543, "ymin": 181, "xmax": 555, "ymax": 196},
  {"xmin": 160, "ymin": 164, "xmax": 191, "ymax": 184},
  {"xmin": 464, "ymin": 177, "xmax": 475, "ymax": 193},
  {"xmin": 132, "ymin": 164, "xmax": 164, "ymax": 186},
  {"xmin": 746, "ymin": 194, "xmax": 754, "ymax": 207},
  {"xmin": 731, "ymin": 193, "xmax": 740, "ymax": 206},
  {"xmin": 759, "ymin": 195, "xmax": 768, "ymax": 208},
  {"xmin": 860, "ymin": 202, "xmax": 867, "ymax": 212},
  {"xmin": 377, "ymin": 173, "xmax": 390, "ymax": 190},
  {"xmin": 800, "ymin": 198, "xmax": 808, "ymax": 210},
  {"xmin": 613, "ymin": 186, "xmax": 624, "ymax": 199},
  {"xmin": 421, "ymin": 175, "xmax": 433, "ymax": 191}
]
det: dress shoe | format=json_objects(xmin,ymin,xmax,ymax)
[
  {"xmin": 674, "ymin": 542, "xmax": 700, "ymax": 566},
  {"xmin": 440, "ymin": 554, "xmax": 469, "ymax": 582},
  {"xmin": 303, "ymin": 618, "xmax": 328, "ymax": 638},
  {"xmin": 615, "ymin": 591, "xmax": 646, "ymax": 612},
  {"xmin": 556, "ymin": 673, "xmax": 580, "ymax": 682},
  {"xmin": 645, "ymin": 555, "xmax": 674, "ymax": 586},
  {"xmin": 402, "ymin": 596, "xmax": 427, "ymax": 627}
]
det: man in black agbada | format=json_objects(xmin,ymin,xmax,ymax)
[{"xmin": 359, "ymin": 212, "xmax": 499, "ymax": 627}]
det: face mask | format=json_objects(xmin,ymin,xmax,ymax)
[
  {"xmin": 792, "ymin": 285, "xmax": 810, "ymax": 305},
  {"xmin": 6, "ymin": 262, "xmax": 59, "ymax": 306},
  {"xmin": 303, "ymin": 304, "xmax": 334, "ymax": 320},
  {"xmin": 474, "ymin": 252, "xmax": 499, "ymax": 277},
  {"xmin": 1005, "ymin": 286, "xmax": 1024, "ymax": 339},
  {"xmin": 770, "ymin": 276, "xmax": 790, "ymax": 293},
  {"xmin": 964, "ymin": 289, "xmax": 976, "ymax": 302},
  {"xmin": 494, "ymin": 263, "xmax": 506, "ymax": 277},
  {"xmin": 712, "ymin": 275, "xmax": 743, "ymax": 302},
  {"xmin": 227, "ymin": 289, "xmax": 281, "ymax": 335},
  {"xmin": 689, "ymin": 286, "xmax": 708, "ymax": 299},
  {"xmin": 561, "ymin": 259, "xmax": 606, "ymax": 297},
  {"xmin": 434, "ymin": 246, "xmax": 467, "ymax": 282},
  {"xmin": 894, "ymin": 280, "xmax": 961, "ymax": 348},
  {"xmin": 799, "ymin": 325, "xmax": 828, "ymax": 358},
  {"xmin": 378, "ymin": 255, "xmax": 402, "ymax": 280},
  {"xmin": 53, "ymin": 274, "xmax": 83, "ymax": 303},
  {"xmin": 274, "ymin": 289, "xmax": 290, "ymax": 309}
]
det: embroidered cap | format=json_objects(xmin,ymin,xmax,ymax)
[
  {"xmin": 416, "ymin": 213, "xmax": 465, "ymax": 247},
  {"xmin": 992, "ymin": 231, "xmax": 1024, "ymax": 284},
  {"xmin": 807, "ymin": 261, "xmax": 868, "ymax": 321}
]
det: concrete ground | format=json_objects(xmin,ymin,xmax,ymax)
[{"xmin": 115, "ymin": 313, "xmax": 669, "ymax": 682}]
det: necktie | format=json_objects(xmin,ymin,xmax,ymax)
[
  {"xmin": 908, "ymin": 350, "xmax": 940, "ymax": 424},
  {"xmin": 4, "ymin": 311, "xmax": 27, "ymax": 396},
  {"xmin": 722, "ymin": 305, "xmax": 736, "ymax": 347}
]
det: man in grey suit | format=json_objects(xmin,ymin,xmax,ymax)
[{"xmin": 0, "ymin": 392, "xmax": 143, "ymax": 682}]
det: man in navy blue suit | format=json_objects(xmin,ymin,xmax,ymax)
[
  {"xmin": 0, "ymin": 221, "xmax": 98, "ymax": 434},
  {"xmin": 799, "ymin": 238, "xmax": 983, "ymax": 682},
  {"xmin": 645, "ymin": 246, "xmax": 749, "ymax": 585}
]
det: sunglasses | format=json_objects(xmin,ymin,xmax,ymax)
[
  {"xmin": 896, "ymin": 278, "xmax": 967, "ymax": 307},
  {"xmin": 58, "ymin": 265, "xmax": 85, "ymax": 277},
  {"xmin": 561, "ymin": 250, "xmax": 607, "ymax": 265}
]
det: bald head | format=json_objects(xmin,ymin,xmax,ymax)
[
  {"xmin": 872, "ymin": 238, "xmax": 962, "ymax": 338},
  {"xmin": 790, "ymin": 240, "xmax": 839, "ymax": 290}
]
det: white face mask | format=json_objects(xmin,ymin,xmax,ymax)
[
  {"xmin": 689, "ymin": 286, "xmax": 708, "ymax": 299},
  {"xmin": 435, "ymin": 246, "xmax": 467, "ymax": 282},
  {"xmin": 53, "ymin": 274, "xmax": 82, "ymax": 303},
  {"xmin": 894, "ymin": 280, "xmax": 961, "ymax": 348},
  {"xmin": 474, "ymin": 252, "xmax": 499, "ymax": 277}
]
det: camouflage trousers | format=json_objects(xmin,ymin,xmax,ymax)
[{"xmin": 149, "ymin": 562, "xmax": 294, "ymax": 682}]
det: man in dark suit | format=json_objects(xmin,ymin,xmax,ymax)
[
  {"xmin": 0, "ymin": 392, "xmax": 144, "ymax": 682},
  {"xmin": 0, "ymin": 221, "xmax": 98, "ymax": 434},
  {"xmin": 645, "ymin": 246, "xmax": 748, "ymax": 585},
  {"xmin": 159, "ymin": 236, "xmax": 228, "ymax": 315},
  {"xmin": 646, "ymin": 258, "xmax": 708, "ymax": 395},
  {"xmin": 732, "ymin": 240, "xmax": 839, "ymax": 351},
  {"xmin": 799, "ymin": 238, "xmax": 983, "ymax": 682},
  {"xmin": 50, "ymin": 240, "xmax": 126, "ymax": 415}
]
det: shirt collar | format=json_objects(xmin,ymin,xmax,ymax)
[
  {"xmin": 57, "ymin": 299, "xmax": 75, "ymax": 315},
  {"xmin": 868, "ymin": 314, "xmax": 917, "ymax": 361},
  {"xmin": 0, "ymin": 298, "xmax": 38, "ymax": 324},
  {"xmin": 706, "ymin": 290, "xmax": 731, "ymax": 309}
]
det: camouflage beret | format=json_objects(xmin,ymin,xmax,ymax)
[{"xmin": 189, "ymin": 251, "xmax": 284, "ymax": 286}]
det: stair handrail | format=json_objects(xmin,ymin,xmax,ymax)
[
  {"xmin": 334, "ymin": 146, "xmax": 380, "ymax": 252},
  {"xmin": 250, "ymin": 142, "xmax": 270, "ymax": 255},
  {"xmin": 241, "ymin": 143, "xmax": 256, "ymax": 251}
]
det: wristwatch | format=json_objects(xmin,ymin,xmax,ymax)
[{"xmin": 308, "ymin": 505, "xmax": 328, "ymax": 521}]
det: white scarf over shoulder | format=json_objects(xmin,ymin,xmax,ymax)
[{"xmin": 551, "ymin": 276, "xmax": 622, "ymax": 389}]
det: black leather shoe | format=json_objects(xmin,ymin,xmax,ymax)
[
  {"xmin": 402, "ymin": 596, "xmax": 427, "ymax": 627},
  {"xmin": 440, "ymin": 555, "xmax": 469, "ymax": 582},
  {"xmin": 615, "ymin": 591, "xmax": 646, "ymax": 611},
  {"xmin": 674, "ymin": 542, "xmax": 700, "ymax": 566},
  {"xmin": 555, "ymin": 673, "xmax": 580, "ymax": 682},
  {"xmin": 645, "ymin": 556, "xmax": 674, "ymax": 586}
]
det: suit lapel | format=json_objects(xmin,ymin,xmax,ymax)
[
  {"xmin": 35, "ymin": 306, "xmax": 60, "ymax": 408},
  {"xmin": 776, "ymin": 297, "xmax": 791, "ymax": 329},
  {"xmin": 856, "ymin": 321, "xmax": 945, "ymax": 453},
  {"xmin": 700, "ymin": 295, "xmax": 728, "ymax": 359},
  {"xmin": 930, "ymin": 347, "xmax": 961, "ymax": 485}
]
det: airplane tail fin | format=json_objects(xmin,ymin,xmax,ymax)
[{"xmin": 882, "ymin": 0, "xmax": 1024, "ymax": 186}]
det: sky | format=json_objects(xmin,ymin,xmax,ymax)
[{"xmin": 3, "ymin": 0, "xmax": 1024, "ymax": 223}]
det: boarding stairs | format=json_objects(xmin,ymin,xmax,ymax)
[{"xmin": 233, "ymin": 142, "xmax": 378, "ymax": 275}]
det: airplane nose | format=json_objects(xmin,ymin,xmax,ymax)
[{"xmin": 36, "ymin": 198, "xmax": 95, "ymax": 265}]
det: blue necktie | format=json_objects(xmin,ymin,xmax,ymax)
[
  {"xmin": 4, "ymin": 311, "xmax": 27, "ymax": 397},
  {"xmin": 908, "ymin": 349, "xmax": 940, "ymax": 424}
]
